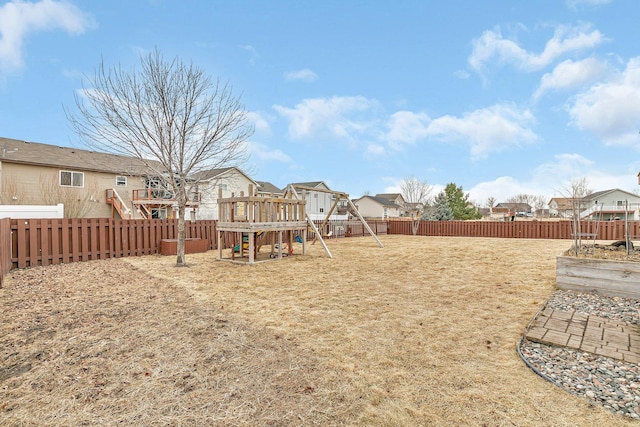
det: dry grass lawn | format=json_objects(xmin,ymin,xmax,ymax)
[{"xmin": 1, "ymin": 235, "xmax": 636, "ymax": 426}]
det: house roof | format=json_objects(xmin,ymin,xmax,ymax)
[
  {"xmin": 0, "ymin": 136, "xmax": 160, "ymax": 176},
  {"xmin": 548, "ymin": 197, "xmax": 575, "ymax": 210},
  {"xmin": 495, "ymin": 202, "xmax": 531, "ymax": 211},
  {"xmin": 289, "ymin": 181, "xmax": 330, "ymax": 190},
  {"xmin": 356, "ymin": 195, "xmax": 400, "ymax": 207},
  {"xmin": 376, "ymin": 193, "xmax": 405, "ymax": 202},
  {"xmin": 583, "ymin": 188, "xmax": 640, "ymax": 202},
  {"xmin": 190, "ymin": 167, "xmax": 235, "ymax": 181},
  {"xmin": 256, "ymin": 181, "xmax": 282, "ymax": 194}
]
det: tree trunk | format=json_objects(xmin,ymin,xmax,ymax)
[
  {"xmin": 176, "ymin": 205, "xmax": 186, "ymax": 265},
  {"xmin": 411, "ymin": 218, "xmax": 420, "ymax": 235}
]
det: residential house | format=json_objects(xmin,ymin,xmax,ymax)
[
  {"xmin": 549, "ymin": 189, "xmax": 640, "ymax": 220},
  {"xmin": 256, "ymin": 181, "xmax": 283, "ymax": 197},
  {"xmin": 494, "ymin": 202, "xmax": 533, "ymax": 219},
  {"xmin": 354, "ymin": 195, "xmax": 402, "ymax": 219},
  {"xmin": 580, "ymin": 189, "xmax": 640, "ymax": 220},
  {"xmin": 375, "ymin": 193, "xmax": 407, "ymax": 215},
  {"xmin": 191, "ymin": 167, "xmax": 257, "ymax": 220},
  {"xmin": 548, "ymin": 198, "xmax": 575, "ymax": 218},
  {"xmin": 480, "ymin": 206, "xmax": 512, "ymax": 221},
  {"xmin": 287, "ymin": 181, "xmax": 348, "ymax": 221},
  {"xmin": 0, "ymin": 136, "xmax": 196, "ymax": 219}
]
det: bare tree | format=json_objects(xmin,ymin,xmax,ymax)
[
  {"xmin": 506, "ymin": 193, "xmax": 536, "ymax": 207},
  {"xmin": 560, "ymin": 177, "xmax": 593, "ymax": 218},
  {"xmin": 68, "ymin": 49, "xmax": 253, "ymax": 265},
  {"xmin": 486, "ymin": 196, "xmax": 496, "ymax": 209},
  {"xmin": 558, "ymin": 177, "xmax": 593, "ymax": 254},
  {"xmin": 1, "ymin": 176, "xmax": 26, "ymax": 205},
  {"xmin": 400, "ymin": 176, "xmax": 432, "ymax": 235},
  {"xmin": 532, "ymin": 195, "xmax": 547, "ymax": 217},
  {"xmin": 39, "ymin": 175, "xmax": 98, "ymax": 218}
]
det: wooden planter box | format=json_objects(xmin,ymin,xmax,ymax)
[
  {"xmin": 556, "ymin": 256, "xmax": 640, "ymax": 299},
  {"xmin": 160, "ymin": 238, "xmax": 208, "ymax": 256}
]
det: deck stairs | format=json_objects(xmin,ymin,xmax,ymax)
[{"xmin": 106, "ymin": 188, "xmax": 147, "ymax": 219}]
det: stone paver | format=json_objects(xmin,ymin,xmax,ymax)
[{"xmin": 525, "ymin": 308, "xmax": 640, "ymax": 364}]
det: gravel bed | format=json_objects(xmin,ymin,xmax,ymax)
[{"xmin": 519, "ymin": 290, "xmax": 640, "ymax": 420}]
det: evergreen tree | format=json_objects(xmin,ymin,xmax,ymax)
[
  {"xmin": 424, "ymin": 191, "xmax": 452, "ymax": 221},
  {"xmin": 444, "ymin": 183, "xmax": 482, "ymax": 220}
]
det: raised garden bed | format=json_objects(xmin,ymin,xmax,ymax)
[
  {"xmin": 159, "ymin": 238, "xmax": 208, "ymax": 256},
  {"xmin": 557, "ymin": 248, "xmax": 640, "ymax": 299}
]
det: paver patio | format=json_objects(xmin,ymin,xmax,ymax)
[{"xmin": 525, "ymin": 308, "xmax": 640, "ymax": 364}]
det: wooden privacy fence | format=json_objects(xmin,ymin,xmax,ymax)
[
  {"xmin": 0, "ymin": 218, "xmax": 11, "ymax": 286},
  {"xmin": 2, "ymin": 217, "xmax": 635, "ymax": 286},
  {"xmin": 0, "ymin": 218, "xmax": 387, "ymax": 281},
  {"xmin": 387, "ymin": 219, "xmax": 635, "ymax": 240},
  {"xmin": 309, "ymin": 220, "xmax": 388, "ymax": 239},
  {"xmin": 6, "ymin": 218, "xmax": 217, "ymax": 271}
]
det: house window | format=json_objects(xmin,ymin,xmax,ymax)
[
  {"xmin": 60, "ymin": 170, "xmax": 84, "ymax": 187},
  {"xmin": 116, "ymin": 176, "xmax": 127, "ymax": 186},
  {"xmin": 617, "ymin": 200, "xmax": 624, "ymax": 206},
  {"xmin": 320, "ymin": 208, "xmax": 324, "ymax": 213},
  {"xmin": 218, "ymin": 184, "xmax": 228, "ymax": 191},
  {"xmin": 151, "ymin": 208, "xmax": 167, "ymax": 219}
]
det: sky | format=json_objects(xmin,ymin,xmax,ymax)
[{"xmin": 1, "ymin": 0, "xmax": 640, "ymax": 206}]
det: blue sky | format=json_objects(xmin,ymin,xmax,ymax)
[{"xmin": 1, "ymin": 0, "xmax": 640, "ymax": 205}]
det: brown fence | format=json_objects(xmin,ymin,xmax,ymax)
[
  {"xmin": 8, "ymin": 218, "xmax": 217, "ymax": 270},
  {"xmin": 310, "ymin": 220, "xmax": 388, "ymax": 238},
  {"xmin": 2, "ymin": 218, "xmax": 386, "ymax": 275},
  {"xmin": 387, "ymin": 219, "xmax": 634, "ymax": 240},
  {"xmin": 3, "ymin": 217, "xmax": 634, "ymax": 285},
  {"xmin": 0, "ymin": 218, "xmax": 11, "ymax": 287}
]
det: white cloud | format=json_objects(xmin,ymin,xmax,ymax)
[
  {"xmin": 274, "ymin": 96, "xmax": 537, "ymax": 159},
  {"xmin": 385, "ymin": 111, "xmax": 431, "ymax": 149},
  {"xmin": 531, "ymin": 153, "xmax": 638, "ymax": 196},
  {"xmin": 469, "ymin": 24, "xmax": 605, "ymax": 73},
  {"xmin": 248, "ymin": 141, "xmax": 291, "ymax": 163},
  {"xmin": 469, "ymin": 154, "xmax": 596, "ymax": 203},
  {"xmin": 468, "ymin": 176, "xmax": 528, "ymax": 205},
  {"xmin": 425, "ymin": 104, "xmax": 537, "ymax": 158},
  {"xmin": 0, "ymin": 0, "xmax": 94, "ymax": 74},
  {"xmin": 534, "ymin": 57, "xmax": 609, "ymax": 100},
  {"xmin": 246, "ymin": 111, "xmax": 272, "ymax": 134},
  {"xmin": 567, "ymin": 57, "xmax": 640, "ymax": 146},
  {"xmin": 284, "ymin": 68, "xmax": 318, "ymax": 82},
  {"xmin": 468, "ymin": 156, "xmax": 637, "ymax": 206},
  {"xmin": 273, "ymin": 96, "xmax": 379, "ymax": 141},
  {"xmin": 533, "ymin": 153, "xmax": 595, "ymax": 186}
]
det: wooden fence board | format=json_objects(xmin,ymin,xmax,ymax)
[
  {"xmin": 0, "ymin": 218, "xmax": 11, "ymax": 286},
  {"xmin": 40, "ymin": 219, "xmax": 50, "ymax": 266},
  {"xmin": 51, "ymin": 219, "xmax": 60, "ymax": 264}
]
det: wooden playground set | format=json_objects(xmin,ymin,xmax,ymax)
[{"xmin": 216, "ymin": 184, "xmax": 382, "ymax": 264}]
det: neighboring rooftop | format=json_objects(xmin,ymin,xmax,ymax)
[
  {"xmin": 0, "ymin": 136, "xmax": 160, "ymax": 176},
  {"xmin": 358, "ymin": 195, "xmax": 401, "ymax": 207},
  {"xmin": 256, "ymin": 181, "xmax": 282, "ymax": 194}
]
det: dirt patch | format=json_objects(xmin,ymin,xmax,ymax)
[
  {"xmin": 564, "ymin": 241, "xmax": 640, "ymax": 262},
  {"xmin": 1, "ymin": 236, "xmax": 634, "ymax": 426}
]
